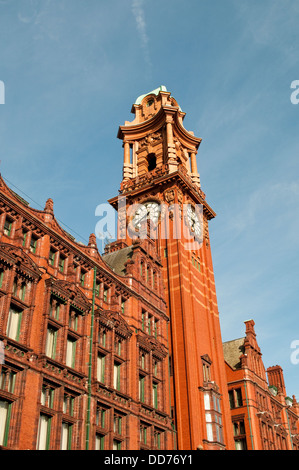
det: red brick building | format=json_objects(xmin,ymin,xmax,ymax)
[
  {"xmin": 0, "ymin": 86, "xmax": 298, "ymax": 450},
  {"xmin": 224, "ymin": 319, "xmax": 299, "ymax": 450},
  {"xmin": 0, "ymin": 177, "xmax": 174, "ymax": 450}
]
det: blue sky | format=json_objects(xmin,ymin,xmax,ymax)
[{"xmin": 0, "ymin": 0, "xmax": 299, "ymax": 399}]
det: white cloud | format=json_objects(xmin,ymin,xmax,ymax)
[{"xmin": 131, "ymin": 0, "xmax": 152, "ymax": 71}]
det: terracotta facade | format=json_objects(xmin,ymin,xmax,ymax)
[
  {"xmin": 224, "ymin": 320, "xmax": 299, "ymax": 450},
  {"xmin": 0, "ymin": 178, "xmax": 173, "ymax": 450},
  {"xmin": 0, "ymin": 87, "xmax": 298, "ymax": 450}
]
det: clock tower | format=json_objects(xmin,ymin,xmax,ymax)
[{"xmin": 108, "ymin": 86, "xmax": 234, "ymax": 450}]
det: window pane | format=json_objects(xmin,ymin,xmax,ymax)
[
  {"xmin": 0, "ymin": 400, "xmax": 9, "ymax": 446},
  {"xmin": 206, "ymin": 422, "xmax": 213, "ymax": 441},
  {"xmin": 204, "ymin": 393, "xmax": 210, "ymax": 410},
  {"xmin": 97, "ymin": 355, "xmax": 105, "ymax": 383},
  {"xmin": 7, "ymin": 307, "xmax": 21, "ymax": 341},
  {"xmin": 61, "ymin": 422, "xmax": 72, "ymax": 450},
  {"xmin": 36, "ymin": 414, "xmax": 51, "ymax": 450},
  {"xmin": 139, "ymin": 376, "xmax": 144, "ymax": 402},
  {"xmin": 95, "ymin": 434, "xmax": 105, "ymax": 450},
  {"xmin": 153, "ymin": 384, "xmax": 158, "ymax": 408},
  {"xmin": 66, "ymin": 338, "xmax": 76, "ymax": 368},
  {"xmin": 114, "ymin": 364, "xmax": 120, "ymax": 390},
  {"xmin": 113, "ymin": 440, "xmax": 121, "ymax": 450},
  {"xmin": 46, "ymin": 328, "xmax": 56, "ymax": 359}
]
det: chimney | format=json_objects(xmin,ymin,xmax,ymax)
[{"xmin": 267, "ymin": 365, "xmax": 286, "ymax": 397}]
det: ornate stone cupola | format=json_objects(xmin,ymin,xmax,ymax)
[{"xmin": 117, "ymin": 86, "xmax": 201, "ymax": 188}]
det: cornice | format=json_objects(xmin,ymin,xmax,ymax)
[{"xmin": 109, "ymin": 168, "xmax": 216, "ymax": 220}]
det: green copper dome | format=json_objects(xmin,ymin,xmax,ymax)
[{"xmin": 135, "ymin": 85, "xmax": 167, "ymax": 105}]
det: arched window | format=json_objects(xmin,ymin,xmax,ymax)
[{"xmin": 147, "ymin": 153, "xmax": 156, "ymax": 172}]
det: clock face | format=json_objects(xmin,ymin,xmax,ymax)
[
  {"xmin": 132, "ymin": 201, "xmax": 160, "ymax": 229},
  {"xmin": 186, "ymin": 205, "xmax": 201, "ymax": 238}
]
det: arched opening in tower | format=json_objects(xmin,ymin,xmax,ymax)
[{"xmin": 147, "ymin": 153, "xmax": 157, "ymax": 172}]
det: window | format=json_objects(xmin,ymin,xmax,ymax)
[
  {"xmin": 69, "ymin": 309, "xmax": 79, "ymax": 332},
  {"xmin": 229, "ymin": 388, "xmax": 243, "ymax": 409},
  {"xmin": 140, "ymin": 352, "xmax": 146, "ymax": 370},
  {"xmin": 233, "ymin": 420, "xmax": 245, "ymax": 436},
  {"xmin": 61, "ymin": 422, "xmax": 72, "ymax": 450},
  {"xmin": 58, "ymin": 255, "xmax": 65, "ymax": 273},
  {"xmin": 0, "ymin": 399, "xmax": 11, "ymax": 446},
  {"xmin": 139, "ymin": 375, "xmax": 145, "ymax": 403},
  {"xmin": 233, "ymin": 420, "xmax": 247, "ymax": 450},
  {"xmin": 96, "ymin": 406, "xmax": 107, "ymax": 428},
  {"xmin": 147, "ymin": 153, "xmax": 157, "ymax": 172},
  {"xmin": 30, "ymin": 235, "xmax": 38, "ymax": 254},
  {"xmin": 113, "ymin": 439, "xmax": 122, "ymax": 450},
  {"xmin": 12, "ymin": 278, "xmax": 27, "ymax": 302},
  {"xmin": 192, "ymin": 256, "xmax": 201, "ymax": 271},
  {"xmin": 148, "ymin": 314, "xmax": 152, "ymax": 335},
  {"xmin": 0, "ymin": 269, "xmax": 4, "ymax": 289},
  {"xmin": 80, "ymin": 269, "xmax": 86, "ymax": 287},
  {"xmin": 153, "ymin": 360, "xmax": 159, "ymax": 377},
  {"xmin": 95, "ymin": 282, "xmax": 100, "ymax": 297},
  {"xmin": 45, "ymin": 326, "xmax": 57, "ymax": 359},
  {"xmin": 97, "ymin": 354, "xmax": 106, "ymax": 383},
  {"xmin": 66, "ymin": 337, "xmax": 77, "ymax": 369},
  {"xmin": 152, "ymin": 383, "xmax": 158, "ymax": 409},
  {"xmin": 236, "ymin": 389, "xmax": 243, "ymax": 407},
  {"xmin": 103, "ymin": 286, "xmax": 108, "ymax": 302},
  {"xmin": 140, "ymin": 423, "xmax": 148, "ymax": 446},
  {"xmin": 95, "ymin": 433, "xmax": 105, "ymax": 450},
  {"xmin": 0, "ymin": 368, "xmax": 16, "ymax": 394},
  {"xmin": 41, "ymin": 384, "xmax": 54, "ymax": 408},
  {"xmin": 141, "ymin": 310, "xmax": 146, "ymax": 331},
  {"xmin": 98, "ymin": 327, "xmax": 107, "ymax": 348},
  {"xmin": 121, "ymin": 299, "xmax": 125, "ymax": 315},
  {"xmin": 204, "ymin": 391, "xmax": 224, "ymax": 444},
  {"xmin": 202, "ymin": 356, "xmax": 212, "ymax": 383},
  {"xmin": 203, "ymin": 362, "xmax": 211, "ymax": 382},
  {"xmin": 154, "ymin": 319, "xmax": 159, "ymax": 339},
  {"xmin": 49, "ymin": 297, "xmax": 62, "ymax": 321},
  {"xmin": 113, "ymin": 414, "xmax": 122, "ymax": 435},
  {"xmin": 154, "ymin": 429, "xmax": 162, "ymax": 449},
  {"xmin": 63, "ymin": 394, "xmax": 75, "ymax": 416},
  {"xmin": 3, "ymin": 218, "xmax": 12, "ymax": 237},
  {"xmin": 49, "ymin": 249, "xmax": 56, "ymax": 267},
  {"xmin": 114, "ymin": 337, "xmax": 122, "ymax": 357},
  {"xmin": 22, "ymin": 230, "xmax": 27, "ymax": 247},
  {"xmin": 146, "ymin": 266, "xmax": 150, "ymax": 283},
  {"xmin": 113, "ymin": 363, "xmax": 121, "ymax": 391},
  {"xmin": 6, "ymin": 305, "xmax": 23, "ymax": 341},
  {"xmin": 36, "ymin": 414, "xmax": 51, "ymax": 450}
]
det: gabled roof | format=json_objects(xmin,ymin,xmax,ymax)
[
  {"xmin": 0, "ymin": 242, "xmax": 41, "ymax": 280},
  {"xmin": 102, "ymin": 246, "xmax": 133, "ymax": 276},
  {"xmin": 223, "ymin": 337, "xmax": 245, "ymax": 370}
]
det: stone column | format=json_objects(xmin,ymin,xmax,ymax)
[
  {"xmin": 123, "ymin": 141, "xmax": 133, "ymax": 180},
  {"xmin": 190, "ymin": 152, "xmax": 200, "ymax": 186},
  {"xmin": 166, "ymin": 117, "xmax": 178, "ymax": 173}
]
